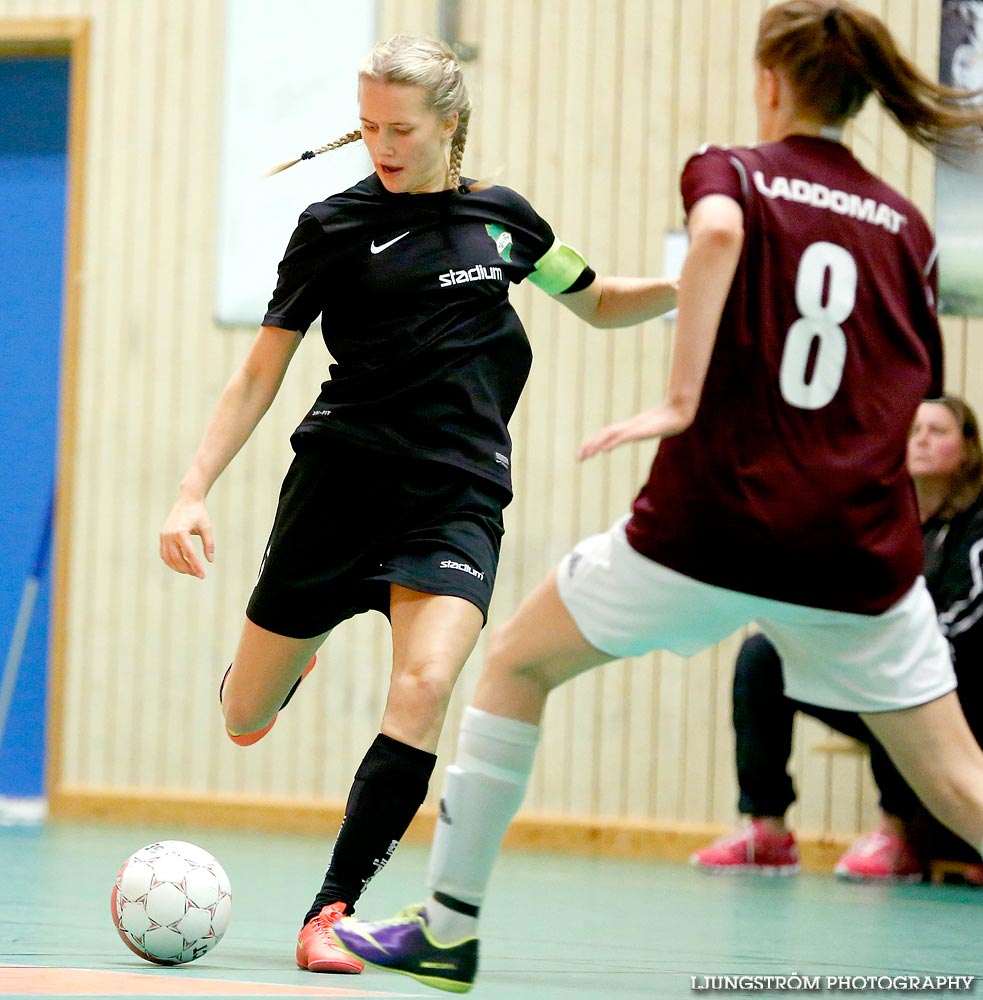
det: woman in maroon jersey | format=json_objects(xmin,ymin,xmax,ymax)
[
  {"xmin": 690, "ymin": 395, "xmax": 983, "ymax": 883},
  {"xmin": 330, "ymin": 4, "xmax": 983, "ymax": 991}
]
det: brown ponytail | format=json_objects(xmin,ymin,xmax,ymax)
[{"xmin": 756, "ymin": 1, "xmax": 983, "ymax": 154}]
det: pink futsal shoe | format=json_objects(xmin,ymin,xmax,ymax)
[
  {"xmin": 834, "ymin": 830, "xmax": 922, "ymax": 882},
  {"xmin": 296, "ymin": 902, "xmax": 365, "ymax": 974},
  {"xmin": 226, "ymin": 654, "xmax": 317, "ymax": 747},
  {"xmin": 690, "ymin": 820, "xmax": 800, "ymax": 875}
]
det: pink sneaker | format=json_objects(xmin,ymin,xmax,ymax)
[
  {"xmin": 690, "ymin": 820, "xmax": 800, "ymax": 875},
  {"xmin": 834, "ymin": 830, "xmax": 922, "ymax": 883}
]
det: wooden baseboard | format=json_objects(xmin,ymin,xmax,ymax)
[{"xmin": 48, "ymin": 785, "xmax": 854, "ymax": 873}]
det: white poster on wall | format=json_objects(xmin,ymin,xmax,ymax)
[
  {"xmin": 215, "ymin": 0, "xmax": 376, "ymax": 326},
  {"xmin": 936, "ymin": 0, "xmax": 983, "ymax": 316}
]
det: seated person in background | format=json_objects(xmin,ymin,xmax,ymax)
[{"xmin": 691, "ymin": 395, "xmax": 983, "ymax": 882}]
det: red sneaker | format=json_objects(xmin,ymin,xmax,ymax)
[
  {"xmin": 834, "ymin": 830, "xmax": 922, "ymax": 882},
  {"xmin": 296, "ymin": 902, "xmax": 365, "ymax": 974},
  {"xmin": 690, "ymin": 820, "xmax": 800, "ymax": 875},
  {"xmin": 227, "ymin": 655, "xmax": 317, "ymax": 747}
]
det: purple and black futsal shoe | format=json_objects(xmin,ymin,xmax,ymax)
[{"xmin": 330, "ymin": 904, "xmax": 478, "ymax": 993}]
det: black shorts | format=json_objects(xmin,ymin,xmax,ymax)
[{"xmin": 246, "ymin": 443, "xmax": 508, "ymax": 638}]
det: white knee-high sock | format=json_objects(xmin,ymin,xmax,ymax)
[{"xmin": 425, "ymin": 706, "xmax": 539, "ymax": 943}]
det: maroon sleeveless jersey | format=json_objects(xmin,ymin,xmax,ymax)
[{"xmin": 625, "ymin": 136, "xmax": 943, "ymax": 614}]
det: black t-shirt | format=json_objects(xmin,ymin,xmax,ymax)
[
  {"xmin": 912, "ymin": 492, "xmax": 983, "ymax": 860},
  {"xmin": 263, "ymin": 174, "xmax": 591, "ymax": 494},
  {"xmin": 923, "ymin": 492, "xmax": 983, "ymax": 729}
]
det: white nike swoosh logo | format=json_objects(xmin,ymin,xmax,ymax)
[{"xmin": 370, "ymin": 231, "xmax": 410, "ymax": 254}]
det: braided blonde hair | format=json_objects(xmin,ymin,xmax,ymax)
[
  {"xmin": 267, "ymin": 34, "xmax": 472, "ymax": 188},
  {"xmin": 266, "ymin": 130, "xmax": 362, "ymax": 176}
]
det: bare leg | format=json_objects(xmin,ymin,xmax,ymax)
[
  {"xmin": 861, "ymin": 692, "xmax": 983, "ymax": 851},
  {"xmin": 473, "ymin": 568, "xmax": 612, "ymax": 723},
  {"xmin": 222, "ymin": 618, "xmax": 328, "ymax": 737},
  {"xmin": 384, "ymin": 585, "xmax": 485, "ymax": 752}
]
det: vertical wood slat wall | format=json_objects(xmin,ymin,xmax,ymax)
[{"xmin": 2, "ymin": 0, "xmax": 978, "ymax": 847}]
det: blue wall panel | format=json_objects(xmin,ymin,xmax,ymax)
[{"xmin": 0, "ymin": 58, "xmax": 69, "ymax": 797}]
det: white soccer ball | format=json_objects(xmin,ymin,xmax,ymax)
[{"xmin": 111, "ymin": 840, "xmax": 232, "ymax": 965}]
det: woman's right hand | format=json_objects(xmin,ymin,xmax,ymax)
[
  {"xmin": 160, "ymin": 493, "xmax": 215, "ymax": 579},
  {"xmin": 577, "ymin": 401, "xmax": 695, "ymax": 461}
]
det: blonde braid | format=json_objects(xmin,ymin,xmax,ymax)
[
  {"xmin": 265, "ymin": 129, "xmax": 363, "ymax": 176},
  {"xmin": 448, "ymin": 109, "xmax": 469, "ymax": 189},
  {"xmin": 361, "ymin": 35, "xmax": 473, "ymax": 191}
]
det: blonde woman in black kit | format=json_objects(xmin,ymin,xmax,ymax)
[{"xmin": 160, "ymin": 34, "xmax": 676, "ymax": 975}]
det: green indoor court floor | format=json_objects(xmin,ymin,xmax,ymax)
[{"xmin": 0, "ymin": 820, "xmax": 980, "ymax": 999}]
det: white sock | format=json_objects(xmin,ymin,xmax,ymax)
[{"xmin": 425, "ymin": 707, "xmax": 539, "ymax": 943}]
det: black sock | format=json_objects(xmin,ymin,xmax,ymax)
[{"xmin": 303, "ymin": 733, "xmax": 436, "ymax": 926}]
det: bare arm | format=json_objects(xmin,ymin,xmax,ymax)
[
  {"xmin": 577, "ymin": 194, "xmax": 744, "ymax": 460},
  {"xmin": 160, "ymin": 325, "xmax": 303, "ymax": 578},
  {"xmin": 557, "ymin": 274, "xmax": 679, "ymax": 328}
]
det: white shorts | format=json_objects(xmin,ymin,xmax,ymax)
[{"xmin": 556, "ymin": 518, "xmax": 956, "ymax": 713}]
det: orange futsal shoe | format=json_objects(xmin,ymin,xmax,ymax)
[
  {"xmin": 296, "ymin": 902, "xmax": 365, "ymax": 974},
  {"xmin": 226, "ymin": 654, "xmax": 317, "ymax": 747}
]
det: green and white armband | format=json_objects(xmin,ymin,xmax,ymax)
[{"xmin": 527, "ymin": 238, "xmax": 588, "ymax": 295}]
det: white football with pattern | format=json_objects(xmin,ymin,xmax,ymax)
[{"xmin": 111, "ymin": 840, "xmax": 232, "ymax": 965}]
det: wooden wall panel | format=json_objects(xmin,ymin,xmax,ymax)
[{"xmin": 3, "ymin": 0, "xmax": 975, "ymax": 850}]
